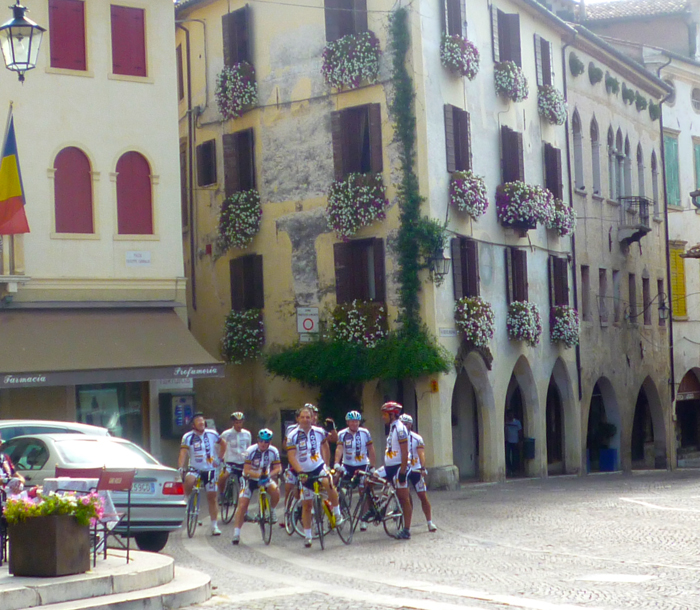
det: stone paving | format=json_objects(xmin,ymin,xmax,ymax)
[{"xmin": 164, "ymin": 470, "xmax": 700, "ymax": 610}]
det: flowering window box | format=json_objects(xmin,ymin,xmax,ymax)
[
  {"xmin": 222, "ymin": 309, "xmax": 264, "ymax": 364},
  {"xmin": 449, "ymin": 171, "xmax": 488, "ymax": 218},
  {"xmin": 216, "ymin": 189, "xmax": 262, "ymax": 254},
  {"xmin": 216, "ymin": 62, "xmax": 258, "ymax": 120},
  {"xmin": 326, "ymin": 172, "xmax": 388, "ymax": 241},
  {"xmin": 330, "ymin": 300, "xmax": 387, "ymax": 348},
  {"xmin": 454, "ymin": 296, "xmax": 495, "ymax": 347},
  {"xmin": 507, "ymin": 301, "xmax": 542, "ymax": 347},
  {"xmin": 496, "ymin": 181, "xmax": 552, "ymax": 234},
  {"xmin": 494, "ymin": 61, "xmax": 528, "ymax": 102},
  {"xmin": 537, "ymin": 85, "xmax": 567, "ymax": 125},
  {"xmin": 322, "ymin": 31, "xmax": 380, "ymax": 90},
  {"xmin": 550, "ymin": 305, "xmax": 579, "ymax": 348},
  {"xmin": 440, "ymin": 34, "xmax": 480, "ymax": 80},
  {"xmin": 545, "ymin": 198, "xmax": 576, "ymax": 237}
]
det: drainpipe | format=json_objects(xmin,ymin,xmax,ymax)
[{"xmin": 176, "ymin": 19, "xmax": 209, "ymax": 114}]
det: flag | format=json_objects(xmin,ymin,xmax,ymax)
[{"xmin": 0, "ymin": 111, "xmax": 29, "ymax": 235}]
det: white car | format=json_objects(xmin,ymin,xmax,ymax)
[{"xmin": 0, "ymin": 419, "xmax": 110, "ymax": 442}]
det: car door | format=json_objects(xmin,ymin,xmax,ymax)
[{"xmin": 4, "ymin": 438, "xmax": 54, "ymax": 486}]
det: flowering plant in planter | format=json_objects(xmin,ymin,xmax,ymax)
[
  {"xmin": 550, "ymin": 305, "xmax": 579, "ymax": 348},
  {"xmin": 4, "ymin": 492, "xmax": 104, "ymax": 527},
  {"xmin": 215, "ymin": 62, "xmax": 258, "ymax": 120},
  {"xmin": 449, "ymin": 171, "xmax": 488, "ymax": 218},
  {"xmin": 440, "ymin": 34, "xmax": 480, "ymax": 80},
  {"xmin": 494, "ymin": 61, "xmax": 529, "ymax": 102},
  {"xmin": 222, "ymin": 308, "xmax": 264, "ymax": 364},
  {"xmin": 322, "ymin": 31, "xmax": 381, "ymax": 89},
  {"xmin": 216, "ymin": 189, "xmax": 262, "ymax": 254},
  {"xmin": 545, "ymin": 197, "xmax": 576, "ymax": 237},
  {"xmin": 496, "ymin": 181, "xmax": 552, "ymax": 229},
  {"xmin": 454, "ymin": 296, "xmax": 495, "ymax": 347},
  {"xmin": 326, "ymin": 173, "xmax": 388, "ymax": 241},
  {"xmin": 329, "ymin": 300, "xmax": 387, "ymax": 348},
  {"xmin": 507, "ymin": 301, "xmax": 542, "ymax": 347},
  {"xmin": 537, "ymin": 85, "xmax": 567, "ymax": 125}
]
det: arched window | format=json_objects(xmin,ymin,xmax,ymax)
[
  {"xmin": 54, "ymin": 147, "xmax": 93, "ymax": 234},
  {"xmin": 616, "ymin": 129, "xmax": 624, "ymax": 199},
  {"xmin": 608, "ymin": 127, "xmax": 616, "ymax": 199},
  {"xmin": 651, "ymin": 151, "xmax": 659, "ymax": 217},
  {"xmin": 572, "ymin": 111, "xmax": 584, "ymax": 190},
  {"xmin": 624, "ymin": 137, "xmax": 632, "ymax": 198},
  {"xmin": 591, "ymin": 118, "xmax": 601, "ymax": 195},
  {"xmin": 637, "ymin": 144, "xmax": 645, "ymax": 197},
  {"xmin": 116, "ymin": 152, "xmax": 153, "ymax": 234}
]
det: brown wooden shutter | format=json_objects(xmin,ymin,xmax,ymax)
[
  {"xmin": 505, "ymin": 248, "xmax": 513, "ymax": 304},
  {"xmin": 252, "ymin": 254, "xmax": 264, "ymax": 309},
  {"xmin": 459, "ymin": 0, "xmax": 466, "ymax": 36},
  {"xmin": 334, "ymin": 242, "xmax": 353, "ymax": 303},
  {"xmin": 502, "ymin": 126, "xmax": 524, "ymax": 183},
  {"xmin": 237, "ymin": 6, "xmax": 251, "ymax": 65},
  {"xmin": 553, "ymin": 146, "xmax": 563, "ymax": 199},
  {"xmin": 223, "ymin": 133, "xmax": 240, "ymax": 197},
  {"xmin": 455, "ymin": 109, "xmax": 471, "ymax": 172},
  {"xmin": 324, "ymin": 0, "xmax": 342, "ymax": 42},
  {"xmin": 491, "ymin": 5, "xmax": 500, "ymax": 62},
  {"xmin": 446, "ymin": 0, "xmax": 461, "ymax": 36},
  {"xmin": 545, "ymin": 144, "xmax": 563, "ymax": 199},
  {"xmin": 196, "ymin": 140, "xmax": 216, "ymax": 187},
  {"xmin": 368, "ymin": 104, "xmax": 383, "ymax": 174},
  {"xmin": 501, "ymin": 125, "xmax": 511, "ymax": 182},
  {"xmin": 465, "ymin": 111, "xmax": 473, "ymax": 171},
  {"xmin": 331, "ymin": 110, "xmax": 346, "ymax": 180},
  {"xmin": 353, "ymin": 0, "xmax": 367, "ymax": 33},
  {"xmin": 534, "ymin": 34, "xmax": 543, "ymax": 87},
  {"xmin": 513, "ymin": 249, "xmax": 528, "ymax": 301},
  {"xmin": 497, "ymin": 9, "xmax": 509, "ymax": 63},
  {"xmin": 238, "ymin": 129, "xmax": 256, "ymax": 191},
  {"xmin": 440, "ymin": 0, "xmax": 448, "ymax": 34},
  {"xmin": 515, "ymin": 131, "xmax": 525, "ymax": 182},
  {"xmin": 546, "ymin": 40, "xmax": 554, "ymax": 86},
  {"xmin": 503, "ymin": 13, "xmax": 521, "ymax": 66},
  {"xmin": 355, "ymin": 242, "xmax": 370, "ymax": 301},
  {"xmin": 464, "ymin": 238, "xmax": 479, "ymax": 297},
  {"xmin": 451, "ymin": 238, "xmax": 463, "ymax": 299},
  {"xmin": 548, "ymin": 256, "xmax": 555, "ymax": 310},
  {"xmin": 554, "ymin": 257, "xmax": 569, "ymax": 306},
  {"xmin": 445, "ymin": 105, "xmax": 456, "ymax": 173},
  {"xmin": 373, "ymin": 238, "xmax": 386, "ymax": 302},
  {"xmin": 222, "ymin": 11, "xmax": 238, "ymax": 66},
  {"xmin": 230, "ymin": 257, "xmax": 245, "ymax": 311}
]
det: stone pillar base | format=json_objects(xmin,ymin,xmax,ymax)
[{"xmin": 426, "ymin": 465, "xmax": 459, "ymax": 490}]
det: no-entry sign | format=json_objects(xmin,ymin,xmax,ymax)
[{"xmin": 297, "ymin": 307, "xmax": 319, "ymax": 334}]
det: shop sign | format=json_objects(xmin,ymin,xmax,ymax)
[
  {"xmin": 126, "ymin": 251, "xmax": 151, "ymax": 267},
  {"xmin": 157, "ymin": 378, "xmax": 194, "ymax": 391},
  {"xmin": 677, "ymin": 391, "xmax": 700, "ymax": 401}
]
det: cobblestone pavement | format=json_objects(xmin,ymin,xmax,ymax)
[{"xmin": 164, "ymin": 470, "xmax": 700, "ymax": 610}]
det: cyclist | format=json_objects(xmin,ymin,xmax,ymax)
[
  {"xmin": 218, "ymin": 412, "xmax": 251, "ymax": 500},
  {"xmin": 178, "ymin": 413, "xmax": 227, "ymax": 536},
  {"xmin": 379, "ymin": 401, "xmax": 412, "ymax": 540},
  {"xmin": 287, "ymin": 404, "xmax": 342, "ymax": 548},
  {"xmin": 231, "ymin": 429, "xmax": 282, "ymax": 545},
  {"xmin": 400, "ymin": 414, "xmax": 437, "ymax": 532},
  {"xmin": 308, "ymin": 403, "xmax": 337, "ymax": 455}
]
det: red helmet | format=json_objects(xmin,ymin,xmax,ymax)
[{"xmin": 381, "ymin": 401, "xmax": 403, "ymax": 415}]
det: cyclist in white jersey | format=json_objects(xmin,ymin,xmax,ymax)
[
  {"xmin": 400, "ymin": 414, "xmax": 437, "ymax": 532},
  {"xmin": 286, "ymin": 404, "xmax": 342, "ymax": 548},
  {"xmin": 178, "ymin": 413, "xmax": 227, "ymax": 536},
  {"xmin": 380, "ymin": 401, "xmax": 412, "ymax": 540},
  {"xmin": 232, "ymin": 429, "xmax": 282, "ymax": 545},
  {"xmin": 218, "ymin": 412, "xmax": 252, "ymax": 498}
]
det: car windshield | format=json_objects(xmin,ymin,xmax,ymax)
[{"xmin": 55, "ymin": 439, "xmax": 159, "ymax": 467}]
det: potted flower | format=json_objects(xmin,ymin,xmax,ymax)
[
  {"xmin": 454, "ymin": 296, "xmax": 495, "ymax": 347},
  {"xmin": 507, "ymin": 301, "xmax": 542, "ymax": 347},
  {"xmin": 545, "ymin": 198, "xmax": 576, "ymax": 237},
  {"xmin": 5, "ymin": 491, "xmax": 104, "ymax": 576},
  {"xmin": 494, "ymin": 61, "xmax": 528, "ymax": 102},
  {"xmin": 449, "ymin": 171, "xmax": 488, "ymax": 218},
  {"xmin": 216, "ymin": 189, "xmax": 262, "ymax": 254},
  {"xmin": 322, "ymin": 31, "xmax": 381, "ymax": 89},
  {"xmin": 440, "ymin": 34, "xmax": 480, "ymax": 80},
  {"xmin": 537, "ymin": 85, "xmax": 567, "ymax": 125},
  {"xmin": 329, "ymin": 300, "xmax": 387, "ymax": 348},
  {"xmin": 496, "ymin": 181, "xmax": 551, "ymax": 234},
  {"xmin": 550, "ymin": 305, "xmax": 579, "ymax": 348},
  {"xmin": 326, "ymin": 173, "xmax": 388, "ymax": 241},
  {"xmin": 215, "ymin": 62, "xmax": 258, "ymax": 120},
  {"xmin": 222, "ymin": 309, "xmax": 264, "ymax": 363}
]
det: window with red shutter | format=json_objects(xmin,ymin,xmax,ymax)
[
  {"xmin": 325, "ymin": 0, "xmax": 366, "ymax": 42},
  {"xmin": 222, "ymin": 7, "xmax": 250, "ymax": 67},
  {"xmin": 544, "ymin": 143, "xmax": 563, "ymax": 199},
  {"xmin": 501, "ymin": 125, "xmax": 524, "ymax": 183},
  {"xmin": 548, "ymin": 255, "xmax": 569, "ymax": 307},
  {"xmin": 54, "ymin": 147, "xmax": 93, "ymax": 234},
  {"xmin": 49, "ymin": 0, "xmax": 86, "ymax": 71},
  {"xmin": 331, "ymin": 104, "xmax": 382, "ymax": 178},
  {"xmin": 196, "ymin": 140, "xmax": 217, "ymax": 187},
  {"xmin": 230, "ymin": 254, "xmax": 263, "ymax": 311},
  {"xmin": 494, "ymin": 10, "xmax": 521, "ymax": 67},
  {"xmin": 223, "ymin": 129, "xmax": 256, "ymax": 196},
  {"xmin": 116, "ymin": 151, "xmax": 153, "ymax": 235},
  {"xmin": 506, "ymin": 247, "xmax": 527, "ymax": 303},
  {"xmin": 111, "ymin": 5, "xmax": 147, "ymax": 77},
  {"xmin": 334, "ymin": 238, "xmax": 385, "ymax": 303}
]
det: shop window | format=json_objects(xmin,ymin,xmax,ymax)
[
  {"xmin": 223, "ymin": 129, "xmax": 256, "ymax": 196},
  {"xmin": 110, "ymin": 5, "xmax": 146, "ymax": 77},
  {"xmin": 222, "ymin": 6, "xmax": 250, "ymax": 66},
  {"xmin": 116, "ymin": 151, "xmax": 153, "ymax": 235},
  {"xmin": 451, "ymin": 237, "xmax": 479, "ymax": 299},
  {"xmin": 230, "ymin": 254, "xmax": 264, "ymax": 311},
  {"xmin": 334, "ymin": 238, "xmax": 385, "ymax": 304},
  {"xmin": 501, "ymin": 125, "xmax": 524, "ymax": 183},
  {"xmin": 324, "ymin": 0, "xmax": 367, "ymax": 42},
  {"xmin": 505, "ymin": 247, "xmax": 527, "ymax": 303},
  {"xmin": 76, "ymin": 383, "xmax": 146, "ymax": 446},
  {"xmin": 49, "ymin": 0, "xmax": 86, "ymax": 71},
  {"xmin": 54, "ymin": 146, "xmax": 93, "ymax": 234},
  {"xmin": 444, "ymin": 105, "xmax": 472, "ymax": 172},
  {"xmin": 491, "ymin": 7, "xmax": 521, "ymax": 67},
  {"xmin": 331, "ymin": 104, "xmax": 382, "ymax": 179},
  {"xmin": 196, "ymin": 139, "xmax": 217, "ymax": 187}
]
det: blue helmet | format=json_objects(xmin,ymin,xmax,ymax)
[
  {"xmin": 258, "ymin": 428, "xmax": 273, "ymax": 442},
  {"xmin": 345, "ymin": 410, "xmax": 362, "ymax": 421}
]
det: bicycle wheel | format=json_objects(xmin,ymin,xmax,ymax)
[
  {"xmin": 221, "ymin": 476, "xmax": 239, "ymax": 524},
  {"xmin": 314, "ymin": 495, "xmax": 325, "ymax": 550},
  {"xmin": 351, "ymin": 488, "xmax": 371, "ymax": 533},
  {"xmin": 382, "ymin": 492, "xmax": 404, "ymax": 539},
  {"xmin": 186, "ymin": 487, "xmax": 199, "ymax": 538},
  {"xmin": 335, "ymin": 492, "xmax": 353, "ymax": 545},
  {"xmin": 259, "ymin": 492, "xmax": 273, "ymax": 545},
  {"xmin": 284, "ymin": 493, "xmax": 297, "ymax": 536}
]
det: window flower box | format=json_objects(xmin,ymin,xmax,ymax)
[
  {"xmin": 216, "ymin": 189, "xmax": 262, "ymax": 254},
  {"xmin": 494, "ymin": 61, "xmax": 528, "ymax": 103},
  {"xmin": 222, "ymin": 308, "xmax": 264, "ymax": 364},
  {"xmin": 545, "ymin": 197, "xmax": 576, "ymax": 237},
  {"xmin": 330, "ymin": 300, "xmax": 387, "ymax": 348},
  {"xmin": 215, "ymin": 62, "xmax": 258, "ymax": 120},
  {"xmin": 326, "ymin": 172, "xmax": 388, "ymax": 241},
  {"xmin": 537, "ymin": 85, "xmax": 567, "ymax": 125},
  {"xmin": 550, "ymin": 305, "xmax": 579, "ymax": 348},
  {"xmin": 496, "ymin": 181, "xmax": 552, "ymax": 233},
  {"xmin": 440, "ymin": 34, "xmax": 480, "ymax": 80},
  {"xmin": 507, "ymin": 301, "xmax": 542, "ymax": 347},
  {"xmin": 322, "ymin": 31, "xmax": 380, "ymax": 90},
  {"xmin": 454, "ymin": 296, "xmax": 495, "ymax": 347},
  {"xmin": 449, "ymin": 171, "xmax": 488, "ymax": 218}
]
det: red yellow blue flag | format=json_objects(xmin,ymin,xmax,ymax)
[{"xmin": 0, "ymin": 111, "xmax": 29, "ymax": 235}]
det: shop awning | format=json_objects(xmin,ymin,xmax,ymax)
[{"xmin": 0, "ymin": 308, "xmax": 225, "ymax": 388}]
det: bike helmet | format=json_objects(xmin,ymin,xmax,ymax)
[
  {"xmin": 230, "ymin": 411, "xmax": 245, "ymax": 421},
  {"xmin": 381, "ymin": 401, "xmax": 403, "ymax": 415},
  {"xmin": 345, "ymin": 410, "xmax": 362, "ymax": 421},
  {"xmin": 399, "ymin": 414, "xmax": 413, "ymax": 425},
  {"xmin": 304, "ymin": 403, "xmax": 319, "ymax": 413},
  {"xmin": 258, "ymin": 428, "xmax": 273, "ymax": 442}
]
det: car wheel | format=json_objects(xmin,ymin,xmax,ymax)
[{"xmin": 134, "ymin": 532, "xmax": 170, "ymax": 553}]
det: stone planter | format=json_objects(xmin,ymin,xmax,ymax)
[{"xmin": 9, "ymin": 514, "xmax": 90, "ymax": 576}]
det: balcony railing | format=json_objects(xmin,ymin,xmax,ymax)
[
  {"xmin": 618, "ymin": 196, "xmax": 652, "ymax": 246},
  {"xmin": 619, "ymin": 196, "xmax": 651, "ymax": 227}
]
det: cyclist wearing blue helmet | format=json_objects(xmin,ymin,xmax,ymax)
[
  {"xmin": 334, "ymin": 410, "xmax": 375, "ymax": 479},
  {"xmin": 232, "ymin": 428, "xmax": 281, "ymax": 545}
]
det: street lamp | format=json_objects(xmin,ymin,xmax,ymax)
[
  {"xmin": 0, "ymin": 1, "xmax": 45, "ymax": 82},
  {"xmin": 429, "ymin": 249, "xmax": 451, "ymax": 283},
  {"xmin": 658, "ymin": 294, "xmax": 669, "ymax": 323}
]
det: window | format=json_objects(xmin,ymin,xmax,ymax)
[
  {"xmin": 180, "ymin": 140, "xmax": 188, "ymax": 229},
  {"xmin": 612, "ymin": 269, "xmax": 621, "ymax": 323},
  {"xmin": 572, "ymin": 111, "xmax": 583, "ymax": 190},
  {"xmin": 548, "ymin": 256, "xmax": 569, "ymax": 308},
  {"xmin": 651, "ymin": 151, "xmax": 659, "ymax": 216},
  {"xmin": 54, "ymin": 147, "xmax": 93, "ymax": 234},
  {"xmin": 116, "ymin": 151, "xmax": 152, "ymax": 235},
  {"xmin": 624, "ymin": 137, "xmax": 632, "ymax": 198},
  {"xmin": 534, "ymin": 34, "xmax": 553, "ymax": 87},
  {"xmin": 664, "ymin": 132, "xmax": 681, "ymax": 207},
  {"xmin": 49, "ymin": 0, "xmax": 86, "ymax": 71},
  {"xmin": 628, "ymin": 273, "xmax": 637, "ymax": 320},
  {"xmin": 222, "ymin": 6, "xmax": 250, "ymax": 66},
  {"xmin": 324, "ymin": 0, "xmax": 367, "ymax": 42},
  {"xmin": 599, "ymin": 268, "xmax": 608, "ymax": 324},
  {"xmin": 643, "ymin": 277, "xmax": 651, "ymax": 325},
  {"xmin": 442, "ymin": 0, "xmax": 464, "ymax": 37},
  {"xmin": 223, "ymin": 129, "xmax": 256, "ymax": 196},
  {"xmin": 581, "ymin": 265, "xmax": 590, "ymax": 321},
  {"xmin": 334, "ymin": 238, "xmax": 385, "ymax": 304},
  {"xmin": 607, "ymin": 127, "xmax": 616, "ymax": 200},
  {"xmin": 544, "ymin": 143, "xmax": 563, "ymax": 200},
  {"xmin": 616, "ymin": 129, "xmax": 624, "ymax": 199},
  {"xmin": 110, "ymin": 5, "xmax": 146, "ymax": 77},
  {"xmin": 505, "ymin": 247, "xmax": 527, "ymax": 303},
  {"xmin": 670, "ymin": 242, "xmax": 687, "ymax": 318},
  {"xmin": 658, "ymin": 279, "xmax": 666, "ymax": 326},
  {"xmin": 591, "ymin": 118, "xmax": 601, "ymax": 195},
  {"xmin": 692, "ymin": 88, "xmax": 700, "ymax": 113},
  {"xmin": 491, "ymin": 7, "xmax": 521, "ymax": 67},
  {"xmin": 501, "ymin": 125, "xmax": 524, "ymax": 183},
  {"xmin": 230, "ymin": 254, "xmax": 264, "ymax": 311},
  {"xmin": 176, "ymin": 45, "xmax": 184, "ymax": 101},
  {"xmin": 444, "ymin": 105, "xmax": 472, "ymax": 172},
  {"xmin": 331, "ymin": 104, "xmax": 382, "ymax": 179},
  {"xmin": 196, "ymin": 140, "xmax": 217, "ymax": 187},
  {"xmin": 637, "ymin": 144, "xmax": 645, "ymax": 197},
  {"xmin": 451, "ymin": 237, "xmax": 479, "ymax": 299}
]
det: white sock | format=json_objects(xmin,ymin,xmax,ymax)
[
  {"xmin": 211, "ymin": 520, "xmax": 218, "ymax": 528},
  {"xmin": 233, "ymin": 527, "xmax": 241, "ymax": 536},
  {"xmin": 333, "ymin": 505, "xmax": 341, "ymax": 518},
  {"xmin": 427, "ymin": 520, "xmax": 434, "ymax": 526},
  {"xmin": 304, "ymin": 528, "xmax": 312, "ymax": 538}
]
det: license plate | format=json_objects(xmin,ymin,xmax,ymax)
[{"xmin": 132, "ymin": 482, "xmax": 155, "ymax": 494}]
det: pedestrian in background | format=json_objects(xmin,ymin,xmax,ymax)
[{"xmin": 505, "ymin": 409, "xmax": 523, "ymax": 477}]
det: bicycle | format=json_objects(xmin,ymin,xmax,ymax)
[
  {"xmin": 253, "ymin": 477, "xmax": 273, "ymax": 545},
  {"xmin": 304, "ymin": 473, "xmax": 353, "ymax": 549},
  {"xmin": 351, "ymin": 470, "xmax": 404, "ymax": 538},
  {"xmin": 283, "ymin": 484, "xmax": 301, "ymax": 536},
  {"xmin": 220, "ymin": 467, "xmax": 240, "ymax": 524},
  {"xmin": 185, "ymin": 471, "xmax": 204, "ymax": 538}
]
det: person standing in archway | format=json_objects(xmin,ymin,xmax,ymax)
[{"xmin": 505, "ymin": 409, "xmax": 523, "ymax": 477}]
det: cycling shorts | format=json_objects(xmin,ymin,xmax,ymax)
[
  {"xmin": 299, "ymin": 464, "xmax": 330, "ymax": 500},
  {"xmin": 187, "ymin": 468, "xmax": 217, "ymax": 492},
  {"xmin": 408, "ymin": 469, "xmax": 426, "ymax": 493},
  {"xmin": 240, "ymin": 477, "xmax": 276, "ymax": 500},
  {"xmin": 384, "ymin": 464, "xmax": 410, "ymax": 489},
  {"xmin": 284, "ymin": 467, "xmax": 298, "ymax": 486},
  {"xmin": 226, "ymin": 462, "xmax": 244, "ymax": 477},
  {"xmin": 341, "ymin": 464, "xmax": 370, "ymax": 482}
]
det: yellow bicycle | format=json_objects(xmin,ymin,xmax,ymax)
[
  {"xmin": 255, "ymin": 478, "xmax": 273, "ymax": 545},
  {"xmin": 308, "ymin": 474, "xmax": 352, "ymax": 550}
]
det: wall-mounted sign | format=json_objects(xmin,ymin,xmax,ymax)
[
  {"xmin": 157, "ymin": 378, "xmax": 194, "ymax": 392},
  {"xmin": 297, "ymin": 307, "xmax": 319, "ymax": 334},
  {"xmin": 126, "ymin": 251, "xmax": 151, "ymax": 267},
  {"xmin": 439, "ymin": 328, "xmax": 458, "ymax": 337}
]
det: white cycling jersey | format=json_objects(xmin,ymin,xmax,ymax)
[
  {"xmin": 337, "ymin": 427, "xmax": 373, "ymax": 466},
  {"xmin": 408, "ymin": 431, "xmax": 425, "ymax": 470},
  {"xmin": 286, "ymin": 425, "xmax": 327, "ymax": 473},
  {"xmin": 181, "ymin": 429, "xmax": 221, "ymax": 471},
  {"xmin": 244, "ymin": 443, "xmax": 281, "ymax": 478},
  {"xmin": 384, "ymin": 419, "xmax": 411, "ymax": 467},
  {"xmin": 221, "ymin": 428, "xmax": 252, "ymax": 464}
]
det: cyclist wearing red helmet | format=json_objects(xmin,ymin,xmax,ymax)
[{"xmin": 380, "ymin": 401, "xmax": 412, "ymax": 540}]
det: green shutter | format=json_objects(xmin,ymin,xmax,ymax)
[
  {"xmin": 664, "ymin": 134, "xmax": 681, "ymax": 207},
  {"xmin": 694, "ymin": 142, "xmax": 700, "ymax": 189}
]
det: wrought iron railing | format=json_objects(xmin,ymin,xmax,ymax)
[{"xmin": 619, "ymin": 196, "xmax": 651, "ymax": 227}]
